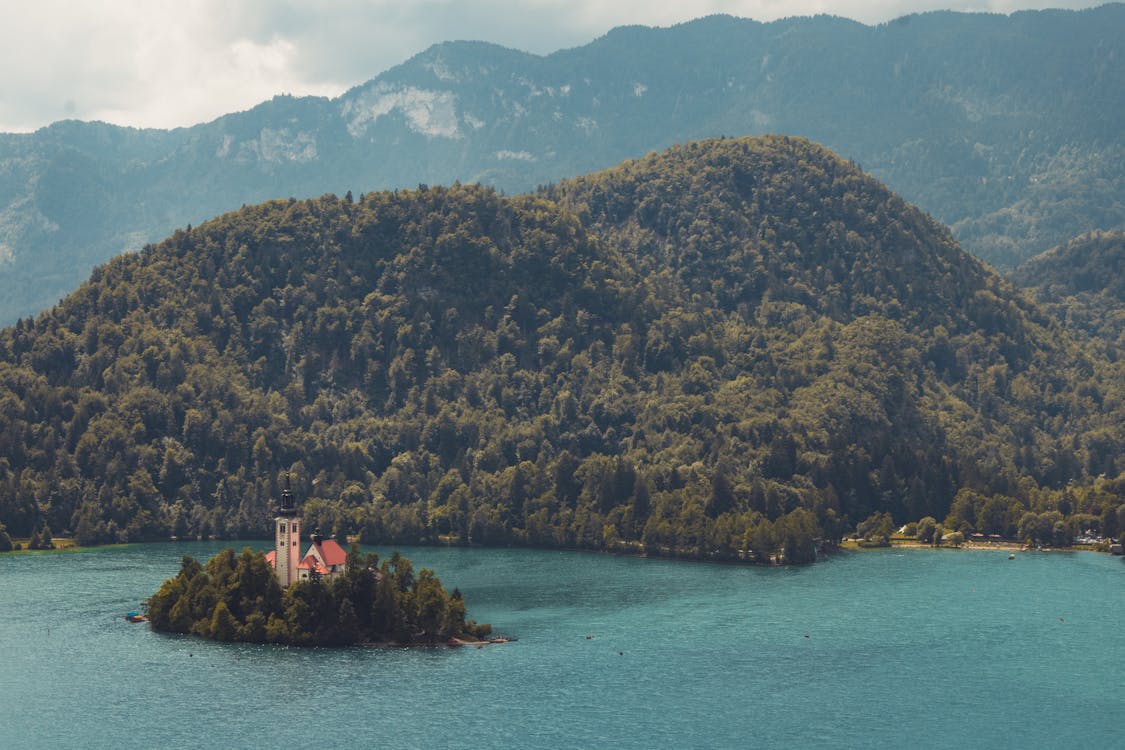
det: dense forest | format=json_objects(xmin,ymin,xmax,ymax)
[
  {"xmin": 0, "ymin": 136, "xmax": 1122, "ymax": 562},
  {"xmin": 1009, "ymin": 230, "xmax": 1125, "ymax": 355},
  {"xmin": 146, "ymin": 546, "xmax": 489, "ymax": 646}
]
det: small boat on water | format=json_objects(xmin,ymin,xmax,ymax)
[{"xmin": 125, "ymin": 612, "xmax": 147, "ymax": 623}]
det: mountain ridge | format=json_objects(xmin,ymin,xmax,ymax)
[{"xmin": 1, "ymin": 6, "xmax": 1122, "ymax": 325}]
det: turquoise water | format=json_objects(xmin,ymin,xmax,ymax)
[{"xmin": 1, "ymin": 544, "xmax": 1121, "ymax": 748}]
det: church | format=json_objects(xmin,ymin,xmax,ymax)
[{"xmin": 264, "ymin": 477, "xmax": 348, "ymax": 587}]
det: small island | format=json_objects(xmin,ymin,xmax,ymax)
[
  {"xmin": 146, "ymin": 477, "xmax": 492, "ymax": 646},
  {"xmin": 146, "ymin": 545, "xmax": 493, "ymax": 646}
]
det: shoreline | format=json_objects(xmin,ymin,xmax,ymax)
[
  {"xmin": 6, "ymin": 537, "xmax": 1114, "ymax": 563},
  {"xmin": 842, "ymin": 539, "xmax": 1108, "ymax": 554},
  {"xmin": 348, "ymin": 635, "xmax": 516, "ymax": 649}
]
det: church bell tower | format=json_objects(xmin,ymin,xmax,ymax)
[{"xmin": 274, "ymin": 474, "xmax": 300, "ymax": 588}]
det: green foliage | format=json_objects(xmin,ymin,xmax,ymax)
[
  {"xmin": 26, "ymin": 524, "xmax": 54, "ymax": 550},
  {"xmin": 908, "ymin": 474, "xmax": 1125, "ymax": 548},
  {"xmin": 856, "ymin": 512, "xmax": 895, "ymax": 546},
  {"xmin": 916, "ymin": 517, "xmax": 937, "ymax": 545},
  {"xmin": 0, "ymin": 136, "xmax": 1122, "ymax": 567},
  {"xmin": 1010, "ymin": 230, "xmax": 1125, "ymax": 354},
  {"xmin": 146, "ymin": 546, "xmax": 481, "ymax": 646},
  {"xmin": 208, "ymin": 601, "xmax": 238, "ymax": 642},
  {"xmin": 1017, "ymin": 511, "xmax": 1065, "ymax": 547}
]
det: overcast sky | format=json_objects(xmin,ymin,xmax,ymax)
[{"xmin": 0, "ymin": 0, "xmax": 1104, "ymax": 133}]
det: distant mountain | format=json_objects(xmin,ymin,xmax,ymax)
[
  {"xmin": 1, "ymin": 5, "xmax": 1122, "ymax": 325},
  {"xmin": 1, "ymin": 136, "xmax": 1121, "ymax": 557},
  {"xmin": 1009, "ymin": 230, "xmax": 1125, "ymax": 352}
]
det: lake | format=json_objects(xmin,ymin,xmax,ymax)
[{"xmin": 1, "ymin": 543, "xmax": 1121, "ymax": 748}]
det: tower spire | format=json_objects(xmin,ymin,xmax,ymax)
[
  {"xmin": 274, "ymin": 471, "xmax": 301, "ymax": 587},
  {"xmin": 278, "ymin": 472, "xmax": 297, "ymax": 517}
]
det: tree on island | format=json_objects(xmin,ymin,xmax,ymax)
[{"xmin": 146, "ymin": 545, "xmax": 490, "ymax": 646}]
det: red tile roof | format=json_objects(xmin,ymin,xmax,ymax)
[
  {"xmin": 267, "ymin": 537, "xmax": 347, "ymax": 579},
  {"xmin": 313, "ymin": 538, "xmax": 348, "ymax": 567},
  {"xmin": 297, "ymin": 554, "xmax": 330, "ymax": 576}
]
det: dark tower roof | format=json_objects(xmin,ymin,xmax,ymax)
[{"xmin": 277, "ymin": 473, "xmax": 298, "ymax": 518}]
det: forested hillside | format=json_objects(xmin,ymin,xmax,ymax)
[
  {"xmin": 0, "ymin": 137, "xmax": 1122, "ymax": 561},
  {"xmin": 1, "ymin": 6, "xmax": 1122, "ymax": 324},
  {"xmin": 1009, "ymin": 230, "xmax": 1125, "ymax": 354}
]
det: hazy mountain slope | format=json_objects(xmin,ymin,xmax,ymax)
[
  {"xmin": 1009, "ymin": 230, "xmax": 1125, "ymax": 352},
  {"xmin": 0, "ymin": 136, "xmax": 1120, "ymax": 557},
  {"xmin": 1, "ymin": 5, "xmax": 1122, "ymax": 324}
]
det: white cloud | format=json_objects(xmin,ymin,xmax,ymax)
[
  {"xmin": 0, "ymin": 0, "xmax": 345, "ymax": 131},
  {"xmin": 0, "ymin": 0, "xmax": 1103, "ymax": 132}
]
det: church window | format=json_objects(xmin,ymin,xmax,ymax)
[{"xmin": 279, "ymin": 523, "xmax": 286, "ymax": 533}]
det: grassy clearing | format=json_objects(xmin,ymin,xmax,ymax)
[{"xmin": 6, "ymin": 537, "xmax": 79, "ymax": 553}]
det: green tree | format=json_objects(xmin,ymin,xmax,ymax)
[
  {"xmin": 208, "ymin": 601, "xmax": 238, "ymax": 641},
  {"xmin": 412, "ymin": 568, "xmax": 451, "ymax": 637},
  {"xmin": 265, "ymin": 613, "xmax": 290, "ymax": 643},
  {"xmin": 335, "ymin": 598, "xmax": 362, "ymax": 645},
  {"xmin": 746, "ymin": 519, "xmax": 775, "ymax": 564},
  {"xmin": 916, "ymin": 517, "xmax": 938, "ymax": 544},
  {"xmin": 777, "ymin": 509, "xmax": 819, "ymax": 564},
  {"xmin": 146, "ymin": 575, "xmax": 185, "ymax": 630},
  {"xmin": 856, "ymin": 511, "xmax": 894, "ymax": 546}
]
